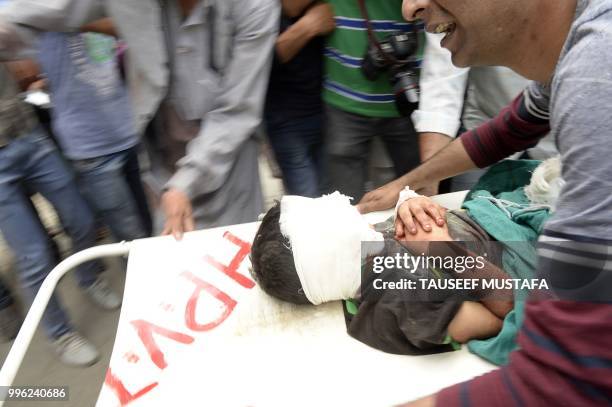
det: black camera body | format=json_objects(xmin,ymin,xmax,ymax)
[{"xmin": 361, "ymin": 30, "xmax": 420, "ymax": 116}]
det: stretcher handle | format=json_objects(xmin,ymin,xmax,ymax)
[{"xmin": 0, "ymin": 242, "xmax": 132, "ymax": 401}]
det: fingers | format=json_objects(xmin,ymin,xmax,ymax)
[
  {"xmin": 160, "ymin": 188, "xmax": 194, "ymax": 240},
  {"xmin": 161, "ymin": 212, "xmax": 194, "ymax": 241},
  {"xmin": 357, "ymin": 190, "xmax": 395, "ymax": 214},
  {"xmin": 394, "ymin": 216, "xmax": 405, "ymax": 239},
  {"xmin": 161, "ymin": 214, "xmax": 185, "ymax": 240},
  {"xmin": 357, "ymin": 192, "xmax": 378, "ymax": 214},
  {"xmin": 424, "ymin": 203, "xmax": 446, "ymax": 227},
  {"xmin": 398, "ymin": 206, "xmax": 417, "ymax": 235},
  {"xmin": 411, "ymin": 205, "xmax": 435, "ymax": 232},
  {"xmin": 184, "ymin": 214, "xmax": 195, "ymax": 233}
]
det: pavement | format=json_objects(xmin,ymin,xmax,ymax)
[{"xmin": 0, "ymin": 154, "xmax": 284, "ymax": 407}]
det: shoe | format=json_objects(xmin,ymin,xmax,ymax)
[
  {"xmin": 0, "ymin": 303, "xmax": 22, "ymax": 342},
  {"xmin": 53, "ymin": 331, "xmax": 99, "ymax": 367},
  {"xmin": 84, "ymin": 278, "xmax": 122, "ymax": 310}
]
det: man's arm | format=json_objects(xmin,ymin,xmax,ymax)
[
  {"xmin": 4, "ymin": 58, "xmax": 41, "ymax": 90},
  {"xmin": 80, "ymin": 17, "xmax": 116, "ymax": 37},
  {"xmin": 281, "ymin": 0, "xmax": 317, "ymax": 18},
  {"xmin": 411, "ymin": 32, "xmax": 469, "ymax": 195},
  {"xmin": 358, "ymin": 86, "xmax": 550, "ymax": 216},
  {"xmin": 357, "ymin": 136, "xmax": 476, "ymax": 214},
  {"xmin": 162, "ymin": 0, "xmax": 280, "ymax": 238},
  {"xmin": 360, "ymin": 32, "xmax": 471, "ymax": 207},
  {"xmin": 461, "ymin": 86, "xmax": 549, "ymax": 168},
  {"xmin": 0, "ymin": 0, "xmax": 105, "ymax": 59},
  {"xmin": 417, "ymin": 132, "xmax": 452, "ymax": 196},
  {"xmin": 276, "ymin": 2, "xmax": 334, "ymax": 64}
]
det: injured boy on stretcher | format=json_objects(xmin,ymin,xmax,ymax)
[{"xmin": 250, "ymin": 159, "xmax": 561, "ymax": 359}]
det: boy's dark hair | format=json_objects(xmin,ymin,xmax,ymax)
[{"xmin": 250, "ymin": 202, "xmax": 312, "ymax": 305}]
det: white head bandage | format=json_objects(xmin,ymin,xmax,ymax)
[{"xmin": 280, "ymin": 192, "xmax": 384, "ymax": 305}]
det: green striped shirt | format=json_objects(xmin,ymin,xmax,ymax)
[{"xmin": 323, "ymin": 0, "xmax": 424, "ymax": 118}]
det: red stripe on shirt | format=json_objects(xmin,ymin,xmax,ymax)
[
  {"xmin": 460, "ymin": 93, "xmax": 551, "ymax": 168},
  {"xmin": 436, "ymin": 301, "xmax": 612, "ymax": 406}
]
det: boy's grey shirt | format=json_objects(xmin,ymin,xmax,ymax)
[{"xmin": 0, "ymin": 0, "xmax": 280, "ymax": 205}]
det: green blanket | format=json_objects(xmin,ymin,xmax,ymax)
[{"xmin": 461, "ymin": 160, "xmax": 551, "ymax": 366}]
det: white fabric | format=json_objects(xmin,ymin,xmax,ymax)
[
  {"xmin": 411, "ymin": 33, "xmax": 468, "ymax": 137},
  {"xmin": 394, "ymin": 186, "xmax": 421, "ymax": 219},
  {"xmin": 279, "ymin": 192, "xmax": 383, "ymax": 305},
  {"xmin": 524, "ymin": 155, "xmax": 564, "ymax": 211}
]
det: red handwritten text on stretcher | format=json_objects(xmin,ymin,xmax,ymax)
[{"xmin": 103, "ymin": 231, "xmax": 253, "ymax": 406}]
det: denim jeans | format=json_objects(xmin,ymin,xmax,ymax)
[
  {"xmin": 323, "ymin": 105, "xmax": 420, "ymax": 202},
  {"xmin": 266, "ymin": 113, "xmax": 323, "ymax": 198},
  {"xmin": 0, "ymin": 128, "xmax": 101, "ymax": 339},
  {"xmin": 0, "ymin": 278, "xmax": 14, "ymax": 309},
  {"xmin": 71, "ymin": 146, "xmax": 150, "ymax": 241}
]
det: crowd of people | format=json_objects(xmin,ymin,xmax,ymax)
[{"xmin": 0, "ymin": 0, "xmax": 610, "ymax": 405}]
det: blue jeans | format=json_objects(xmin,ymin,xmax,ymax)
[
  {"xmin": 266, "ymin": 113, "xmax": 323, "ymax": 198},
  {"xmin": 0, "ymin": 128, "xmax": 101, "ymax": 339},
  {"xmin": 71, "ymin": 146, "xmax": 149, "ymax": 241},
  {"xmin": 0, "ymin": 278, "xmax": 14, "ymax": 309}
]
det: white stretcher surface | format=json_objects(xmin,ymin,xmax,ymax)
[
  {"xmin": 1, "ymin": 191, "xmax": 496, "ymax": 406},
  {"xmin": 96, "ymin": 190, "xmax": 498, "ymax": 406}
]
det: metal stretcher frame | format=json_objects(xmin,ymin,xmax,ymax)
[
  {"xmin": 0, "ymin": 191, "xmax": 470, "ymax": 406},
  {"xmin": 0, "ymin": 241, "xmax": 133, "ymax": 405}
]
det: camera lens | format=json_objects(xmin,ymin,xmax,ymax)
[{"xmin": 393, "ymin": 70, "xmax": 419, "ymax": 116}]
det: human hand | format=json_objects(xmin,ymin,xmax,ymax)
[
  {"xmin": 5, "ymin": 59, "xmax": 41, "ymax": 91},
  {"xmin": 302, "ymin": 2, "xmax": 335, "ymax": 36},
  {"xmin": 27, "ymin": 79, "xmax": 47, "ymax": 91},
  {"xmin": 395, "ymin": 196, "xmax": 446, "ymax": 236},
  {"xmin": 357, "ymin": 178, "xmax": 406, "ymax": 214},
  {"xmin": 161, "ymin": 188, "xmax": 195, "ymax": 240}
]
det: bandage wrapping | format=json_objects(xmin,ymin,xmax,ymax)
[
  {"xmin": 395, "ymin": 186, "xmax": 421, "ymax": 219},
  {"xmin": 280, "ymin": 192, "xmax": 384, "ymax": 305}
]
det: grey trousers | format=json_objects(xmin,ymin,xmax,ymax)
[{"xmin": 323, "ymin": 105, "xmax": 420, "ymax": 202}]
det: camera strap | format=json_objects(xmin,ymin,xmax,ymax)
[{"xmin": 356, "ymin": 0, "xmax": 410, "ymax": 66}]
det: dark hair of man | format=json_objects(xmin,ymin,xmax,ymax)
[{"xmin": 250, "ymin": 202, "xmax": 312, "ymax": 305}]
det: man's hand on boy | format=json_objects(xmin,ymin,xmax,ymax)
[
  {"xmin": 357, "ymin": 177, "xmax": 406, "ymax": 214},
  {"xmin": 395, "ymin": 196, "xmax": 446, "ymax": 236}
]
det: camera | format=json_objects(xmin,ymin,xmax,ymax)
[{"xmin": 361, "ymin": 31, "xmax": 420, "ymax": 116}]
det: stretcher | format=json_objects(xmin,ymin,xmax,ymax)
[{"xmin": 0, "ymin": 190, "xmax": 497, "ymax": 406}]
